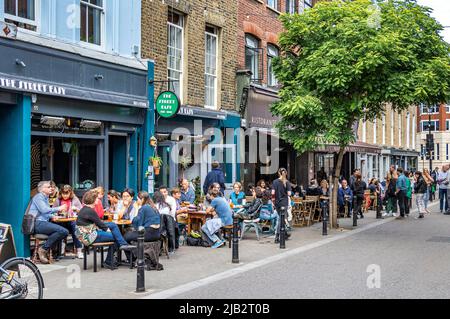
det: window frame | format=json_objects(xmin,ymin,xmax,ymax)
[
  {"xmin": 79, "ymin": 0, "xmax": 106, "ymax": 50},
  {"xmin": 420, "ymin": 120, "xmax": 440, "ymax": 132},
  {"xmin": 167, "ymin": 12, "xmax": 185, "ymax": 103},
  {"xmin": 245, "ymin": 34, "xmax": 263, "ymax": 84},
  {"xmin": 204, "ymin": 26, "xmax": 219, "ymax": 110},
  {"xmin": 420, "ymin": 104, "xmax": 439, "ymax": 115},
  {"xmin": 267, "ymin": 0, "xmax": 278, "ymax": 11},
  {"xmin": 267, "ymin": 44, "xmax": 279, "ymax": 87},
  {"xmin": 4, "ymin": 0, "xmax": 40, "ymax": 34},
  {"xmin": 286, "ymin": 0, "xmax": 296, "ymax": 14}
]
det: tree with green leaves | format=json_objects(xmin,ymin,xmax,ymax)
[{"xmin": 272, "ymin": 0, "xmax": 450, "ymax": 227}]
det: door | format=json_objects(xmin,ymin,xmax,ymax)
[
  {"xmin": 206, "ymin": 144, "xmax": 236, "ymax": 197},
  {"xmin": 154, "ymin": 142, "xmax": 178, "ymax": 189},
  {"xmin": 109, "ymin": 135, "xmax": 128, "ymax": 192}
]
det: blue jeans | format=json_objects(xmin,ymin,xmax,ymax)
[
  {"xmin": 439, "ymin": 188, "xmax": 448, "ymax": 212},
  {"xmin": 61, "ymin": 221, "xmax": 82, "ymax": 249},
  {"xmin": 201, "ymin": 222, "xmax": 221, "ymax": 244},
  {"xmin": 423, "ymin": 186, "xmax": 430, "ymax": 209},
  {"xmin": 35, "ymin": 220, "xmax": 69, "ymax": 251},
  {"xmin": 259, "ymin": 210, "xmax": 279, "ymax": 234},
  {"xmin": 94, "ymin": 222, "xmax": 128, "ymax": 264}
]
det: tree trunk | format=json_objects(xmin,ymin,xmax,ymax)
[{"xmin": 331, "ymin": 146, "xmax": 345, "ymax": 228}]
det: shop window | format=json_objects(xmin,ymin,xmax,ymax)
[
  {"xmin": 205, "ymin": 26, "xmax": 218, "ymax": 109},
  {"xmin": 80, "ymin": 0, "xmax": 104, "ymax": 46},
  {"xmin": 168, "ymin": 11, "xmax": 184, "ymax": 102},
  {"xmin": 267, "ymin": 44, "xmax": 279, "ymax": 87},
  {"xmin": 4, "ymin": 0, "xmax": 38, "ymax": 31},
  {"xmin": 245, "ymin": 34, "xmax": 263, "ymax": 84}
]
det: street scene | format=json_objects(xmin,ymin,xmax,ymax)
[{"xmin": 1, "ymin": 0, "xmax": 450, "ymax": 304}]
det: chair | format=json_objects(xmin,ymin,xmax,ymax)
[
  {"xmin": 160, "ymin": 235, "xmax": 170, "ymax": 259},
  {"xmin": 31, "ymin": 234, "xmax": 54, "ymax": 264},
  {"xmin": 83, "ymin": 242, "xmax": 115, "ymax": 272},
  {"xmin": 240, "ymin": 219, "xmax": 262, "ymax": 241},
  {"xmin": 291, "ymin": 199, "xmax": 304, "ymax": 227}
]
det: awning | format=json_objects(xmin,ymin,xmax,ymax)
[
  {"xmin": 317, "ymin": 141, "xmax": 382, "ymax": 154},
  {"xmin": 246, "ymin": 85, "xmax": 280, "ymax": 129}
]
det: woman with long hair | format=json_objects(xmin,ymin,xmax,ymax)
[
  {"xmin": 414, "ymin": 171, "xmax": 427, "ymax": 219},
  {"xmin": 271, "ymin": 168, "xmax": 292, "ymax": 243},
  {"xmin": 423, "ymin": 168, "xmax": 433, "ymax": 214},
  {"xmin": 351, "ymin": 172, "xmax": 367, "ymax": 219}
]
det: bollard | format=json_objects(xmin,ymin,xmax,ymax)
[
  {"xmin": 322, "ymin": 199, "xmax": 328, "ymax": 236},
  {"xmin": 136, "ymin": 226, "xmax": 145, "ymax": 293},
  {"xmin": 376, "ymin": 197, "xmax": 382, "ymax": 219},
  {"xmin": 279, "ymin": 207, "xmax": 286, "ymax": 249},
  {"xmin": 232, "ymin": 215, "xmax": 239, "ymax": 264},
  {"xmin": 353, "ymin": 198, "xmax": 358, "ymax": 227}
]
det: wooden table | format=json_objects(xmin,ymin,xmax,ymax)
[
  {"xmin": 187, "ymin": 211, "xmax": 213, "ymax": 234},
  {"xmin": 52, "ymin": 217, "xmax": 77, "ymax": 223}
]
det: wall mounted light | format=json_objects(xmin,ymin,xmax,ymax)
[
  {"xmin": 15, "ymin": 59, "xmax": 26, "ymax": 67},
  {"xmin": 94, "ymin": 74, "xmax": 104, "ymax": 80}
]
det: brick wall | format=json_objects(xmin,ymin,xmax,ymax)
[{"xmin": 141, "ymin": 0, "xmax": 237, "ymax": 110}]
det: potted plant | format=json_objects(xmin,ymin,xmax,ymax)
[
  {"xmin": 149, "ymin": 155, "xmax": 163, "ymax": 175},
  {"xmin": 178, "ymin": 154, "xmax": 192, "ymax": 179}
]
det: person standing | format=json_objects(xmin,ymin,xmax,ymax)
[
  {"xmin": 385, "ymin": 166, "xmax": 398, "ymax": 217},
  {"xmin": 351, "ymin": 172, "xmax": 366, "ymax": 219},
  {"xmin": 423, "ymin": 168, "xmax": 434, "ymax": 214},
  {"xmin": 338, "ymin": 179, "xmax": 353, "ymax": 218},
  {"xmin": 395, "ymin": 167, "xmax": 408, "ymax": 219},
  {"xmin": 431, "ymin": 167, "xmax": 440, "ymax": 201},
  {"xmin": 203, "ymin": 161, "xmax": 226, "ymax": 195},
  {"xmin": 405, "ymin": 171, "xmax": 413, "ymax": 217},
  {"xmin": 437, "ymin": 165, "xmax": 450, "ymax": 213},
  {"xmin": 414, "ymin": 171, "xmax": 427, "ymax": 219},
  {"xmin": 271, "ymin": 168, "xmax": 292, "ymax": 243}
]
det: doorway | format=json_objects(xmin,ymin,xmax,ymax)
[{"xmin": 109, "ymin": 135, "xmax": 128, "ymax": 191}]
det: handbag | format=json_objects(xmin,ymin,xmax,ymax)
[
  {"xmin": 21, "ymin": 200, "xmax": 34, "ymax": 235},
  {"xmin": 75, "ymin": 224, "xmax": 98, "ymax": 246}
]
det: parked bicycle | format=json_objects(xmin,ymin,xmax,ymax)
[{"xmin": 0, "ymin": 239, "xmax": 44, "ymax": 299}]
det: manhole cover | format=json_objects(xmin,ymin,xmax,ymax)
[{"xmin": 427, "ymin": 237, "xmax": 450, "ymax": 243}]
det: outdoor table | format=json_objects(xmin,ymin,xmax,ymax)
[
  {"xmin": 51, "ymin": 217, "xmax": 77, "ymax": 260},
  {"xmin": 187, "ymin": 211, "xmax": 213, "ymax": 234}
]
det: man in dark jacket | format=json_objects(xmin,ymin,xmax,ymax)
[
  {"xmin": 338, "ymin": 179, "xmax": 353, "ymax": 217},
  {"xmin": 203, "ymin": 161, "xmax": 226, "ymax": 195}
]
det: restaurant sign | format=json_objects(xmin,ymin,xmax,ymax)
[
  {"xmin": 156, "ymin": 91, "xmax": 180, "ymax": 118},
  {"xmin": 0, "ymin": 77, "xmax": 66, "ymax": 96}
]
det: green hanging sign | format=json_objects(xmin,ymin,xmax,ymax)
[{"xmin": 155, "ymin": 91, "xmax": 180, "ymax": 118}]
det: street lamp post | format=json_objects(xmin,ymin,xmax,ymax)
[{"xmin": 427, "ymin": 106, "xmax": 434, "ymax": 172}]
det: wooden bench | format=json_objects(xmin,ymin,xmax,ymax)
[{"xmin": 83, "ymin": 242, "xmax": 115, "ymax": 272}]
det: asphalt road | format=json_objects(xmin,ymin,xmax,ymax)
[{"xmin": 168, "ymin": 204, "xmax": 450, "ymax": 299}]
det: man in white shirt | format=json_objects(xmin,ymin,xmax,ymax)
[{"xmin": 159, "ymin": 186, "xmax": 177, "ymax": 219}]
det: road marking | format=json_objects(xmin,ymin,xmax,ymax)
[{"xmin": 144, "ymin": 202, "xmax": 439, "ymax": 299}]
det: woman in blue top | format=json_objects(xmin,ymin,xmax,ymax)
[
  {"xmin": 229, "ymin": 182, "xmax": 246, "ymax": 209},
  {"xmin": 259, "ymin": 189, "xmax": 279, "ymax": 234},
  {"xmin": 124, "ymin": 191, "xmax": 161, "ymax": 243}
]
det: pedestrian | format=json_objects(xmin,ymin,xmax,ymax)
[
  {"xmin": 405, "ymin": 171, "xmax": 413, "ymax": 217},
  {"xmin": 423, "ymin": 168, "xmax": 434, "ymax": 214},
  {"xmin": 384, "ymin": 166, "xmax": 398, "ymax": 217},
  {"xmin": 351, "ymin": 172, "xmax": 366, "ymax": 219},
  {"xmin": 395, "ymin": 167, "xmax": 408, "ymax": 219},
  {"xmin": 437, "ymin": 165, "xmax": 449, "ymax": 213},
  {"xmin": 203, "ymin": 161, "xmax": 226, "ymax": 195},
  {"xmin": 431, "ymin": 167, "xmax": 440, "ymax": 201},
  {"xmin": 349, "ymin": 169, "xmax": 360, "ymax": 190},
  {"xmin": 414, "ymin": 171, "xmax": 427, "ymax": 219},
  {"xmin": 271, "ymin": 168, "xmax": 292, "ymax": 243}
]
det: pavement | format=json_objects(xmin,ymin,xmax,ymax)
[{"xmin": 38, "ymin": 199, "xmax": 447, "ymax": 299}]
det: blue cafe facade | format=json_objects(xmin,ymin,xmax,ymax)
[{"xmin": 0, "ymin": 0, "xmax": 152, "ymax": 257}]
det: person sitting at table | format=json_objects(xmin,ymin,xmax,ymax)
[
  {"xmin": 259, "ymin": 189, "xmax": 279, "ymax": 234},
  {"xmin": 76, "ymin": 190, "xmax": 135, "ymax": 270},
  {"xmin": 107, "ymin": 190, "xmax": 121, "ymax": 214},
  {"xmin": 229, "ymin": 182, "xmax": 246, "ymax": 209},
  {"xmin": 154, "ymin": 190, "xmax": 177, "ymax": 253},
  {"xmin": 246, "ymin": 183, "xmax": 256, "ymax": 196},
  {"xmin": 257, "ymin": 179, "xmax": 269, "ymax": 191},
  {"xmin": 180, "ymin": 179, "xmax": 195, "ymax": 204},
  {"xmin": 202, "ymin": 188, "xmax": 233, "ymax": 249},
  {"xmin": 171, "ymin": 187, "xmax": 189, "ymax": 246},
  {"xmin": 306, "ymin": 179, "xmax": 322, "ymax": 196},
  {"xmin": 338, "ymin": 179, "xmax": 353, "ymax": 218},
  {"xmin": 159, "ymin": 186, "xmax": 177, "ymax": 220},
  {"xmin": 48, "ymin": 181, "xmax": 59, "ymax": 207},
  {"xmin": 235, "ymin": 186, "xmax": 263, "ymax": 221},
  {"xmin": 30, "ymin": 181, "xmax": 69, "ymax": 264},
  {"xmin": 118, "ymin": 188, "xmax": 138, "ymax": 220},
  {"xmin": 54, "ymin": 185, "xmax": 84, "ymax": 259},
  {"xmin": 94, "ymin": 187, "xmax": 105, "ymax": 219}
]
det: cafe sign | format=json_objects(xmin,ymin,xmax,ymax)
[
  {"xmin": 0, "ymin": 77, "xmax": 66, "ymax": 96},
  {"xmin": 156, "ymin": 91, "xmax": 180, "ymax": 118}
]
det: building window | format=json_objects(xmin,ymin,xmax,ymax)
[
  {"xmin": 382, "ymin": 115, "xmax": 386, "ymax": 145},
  {"xmin": 412, "ymin": 114, "xmax": 416, "ymax": 149},
  {"xmin": 420, "ymin": 144, "xmax": 424, "ymax": 160},
  {"xmin": 267, "ymin": 0, "xmax": 278, "ymax": 10},
  {"xmin": 362, "ymin": 119, "xmax": 366, "ymax": 143},
  {"xmin": 398, "ymin": 113, "xmax": 402, "ymax": 147},
  {"xmin": 390, "ymin": 110, "xmax": 394, "ymax": 146},
  {"xmin": 245, "ymin": 34, "xmax": 263, "ymax": 83},
  {"xmin": 286, "ymin": 0, "xmax": 296, "ymax": 13},
  {"xmin": 267, "ymin": 44, "xmax": 279, "ymax": 87},
  {"xmin": 421, "ymin": 120, "xmax": 439, "ymax": 132},
  {"xmin": 205, "ymin": 26, "xmax": 218, "ymax": 109},
  {"xmin": 446, "ymin": 120, "xmax": 450, "ymax": 131},
  {"xmin": 420, "ymin": 104, "xmax": 439, "ymax": 114},
  {"xmin": 167, "ymin": 12, "xmax": 184, "ymax": 101},
  {"xmin": 437, "ymin": 143, "xmax": 440, "ymax": 160},
  {"xmin": 4, "ymin": 0, "xmax": 37, "ymax": 31},
  {"xmin": 446, "ymin": 144, "xmax": 449, "ymax": 161},
  {"xmin": 446, "ymin": 105, "xmax": 450, "ymax": 113},
  {"xmin": 80, "ymin": 0, "xmax": 104, "ymax": 46},
  {"xmin": 406, "ymin": 112, "xmax": 410, "ymax": 149}
]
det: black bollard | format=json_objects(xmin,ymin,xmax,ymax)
[
  {"xmin": 279, "ymin": 207, "xmax": 286, "ymax": 249},
  {"xmin": 376, "ymin": 197, "xmax": 382, "ymax": 219},
  {"xmin": 232, "ymin": 215, "xmax": 239, "ymax": 264},
  {"xmin": 322, "ymin": 199, "xmax": 328, "ymax": 236},
  {"xmin": 136, "ymin": 226, "xmax": 145, "ymax": 293},
  {"xmin": 353, "ymin": 198, "xmax": 358, "ymax": 227}
]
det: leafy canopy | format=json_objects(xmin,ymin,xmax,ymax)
[{"xmin": 272, "ymin": 0, "xmax": 450, "ymax": 152}]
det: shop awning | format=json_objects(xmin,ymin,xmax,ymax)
[
  {"xmin": 317, "ymin": 141, "xmax": 382, "ymax": 154},
  {"xmin": 246, "ymin": 85, "xmax": 280, "ymax": 129}
]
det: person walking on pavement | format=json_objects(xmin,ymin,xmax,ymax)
[
  {"xmin": 203, "ymin": 161, "xmax": 226, "ymax": 196},
  {"xmin": 384, "ymin": 166, "xmax": 398, "ymax": 217},
  {"xmin": 349, "ymin": 169, "xmax": 360, "ymax": 190},
  {"xmin": 395, "ymin": 167, "xmax": 408, "ymax": 219},
  {"xmin": 351, "ymin": 172, "xmax": 366, "ymax": 219},
  {"xmin": 423, "ymin": 168, "xmax": 434, "ymax": 214},
  {"xmin": 437, "ymin": 165, "xmax": 450, "ymax": 213},
  {"xmin": 272, "ymin": 168, "xmax": 292, "ymax": 244},
  {"xmin": 405, "ymin": 171, "xmax": 413, "ymax": 217},
  {"xmin": 414, "ymin": 171, "xmax": 427, "ymax": 219},
  {"xmin": 431, "ymin": 167, "xmax": 440, "ymax": 201}
]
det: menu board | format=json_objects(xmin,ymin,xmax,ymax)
[{"xmin": 0, "ymin": 224, "xmax": 17, "ymax": 265}]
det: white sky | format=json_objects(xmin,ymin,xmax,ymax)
[{"xmin": 417, "ymin": 0, "xmax": 450, "ymax": 43}]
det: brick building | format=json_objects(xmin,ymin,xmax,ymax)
[
  {"xmin": 237, "ymin": 0, "xmax": 315, "ymax": 186},
  {"xmin": 416, "ymin": 103, "xmax": 450, "ymax": 171},
  {"xmin": 141, "ymin": 0, "xmax": 241, "ymax": 191}
]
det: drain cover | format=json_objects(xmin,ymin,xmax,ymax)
[{"xmin": 427, "ymin": 236, "xmax": 450, "ymax": 243}]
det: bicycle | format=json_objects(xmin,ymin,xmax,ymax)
[{"xmin": 0, "ymin": 239, "xmax": 44, "ymax": 299}]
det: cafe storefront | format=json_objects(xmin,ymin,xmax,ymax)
[{"xmin": 0, "ymin": 38, "xmax": 150, "ymax": 256}]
